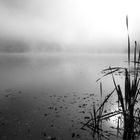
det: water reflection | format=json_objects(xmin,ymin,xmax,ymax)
[{"xmin": 0, "ymin": 53, "xmax": 126, "ymax": 140}]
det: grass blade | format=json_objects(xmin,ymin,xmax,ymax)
[
  {"xmin": 126, "ymin": 15, "xmax": 130, "ymax": 69},
  {"xmin": 96, "ymin": 88, "xmax": 115, "ymax": 113},
  {"xmin": 126, "ymin": 15, "xmax": 129, "ymax": 30}
]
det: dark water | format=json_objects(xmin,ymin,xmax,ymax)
[{"xmin": 0, "ymin": 53, "xmax": 126, "ymax": 140}]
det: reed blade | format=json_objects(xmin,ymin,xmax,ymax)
[
  {"xmin": 126, "ymin": 15, "xmax": 130, "ymax": 69},
  {"xmin": 96, "ymin": 88, "xmax": 115, "ymax": 113},
  {"xmin": 100, "ymin": 82, "xmax": 102, "ymax": 104},
  {"xmin": 126, "ymin": 15, "xmax": 129, "ymax": 30},
  {"xmin": 128, "ymin": 35, "xmax": 130, "ymax": 69},
  {"xmin": 134, "ymin": 41, "xmax": 137, "ymax": 70},
  {"xmin": 117, "ymin": 85, "xmax": 125, "ymax": 113}
]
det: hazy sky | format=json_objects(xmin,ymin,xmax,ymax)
[{"xmin": 0, "ymin": 0, "xmax": 140, "ymax": 52}]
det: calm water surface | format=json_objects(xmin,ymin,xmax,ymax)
[{"xmin": 0, "ymin": 53, "xmax": 126, "ymax": 140}]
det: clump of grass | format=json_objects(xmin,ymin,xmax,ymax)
[
  {"xmin": 82, "ymin": 16, "xmax": 140, "ymax": 140},
  {"xmin": 81, "ymin": 85, "xmax": 120, "ymax": 140},
  {"xmin": 104, "ymin": 16, "xmax": 140, "ymax": 140}
]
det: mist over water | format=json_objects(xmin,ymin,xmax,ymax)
[
  {"xmin": 0, "ymin": 0, "xmax": 139, "ymax": 139},
  {"xmin": 0, "ymin": 0, "xmax": 140, "ymax": 54},
  {"xmin": 0, "ymin": 52, "xmax": 126, "ymax": 89}
]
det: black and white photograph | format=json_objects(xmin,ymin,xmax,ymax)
[{"xmin": 0, "ymin": 0, "xmax": 140, "ymax": 140}]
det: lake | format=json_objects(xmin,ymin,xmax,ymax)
[{"xmin": 0, "ymin": 53, "xmax": 127, "ymax": 140}]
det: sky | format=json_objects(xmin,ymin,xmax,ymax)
[{"xmin": 0, "ymin": 0, "xmax": 140, "ymax": 52}]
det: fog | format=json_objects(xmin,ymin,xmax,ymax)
[
  {"xmin": 0, "ymin": 0, "xmax": 140, "ymax": 53},
  {"xmin": 0, "ymin": 1, "xmax": 140, "ymax": 139}
]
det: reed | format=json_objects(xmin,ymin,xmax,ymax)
[
  {"xmin": 82, "ymin": 16, "xmax": 140, "ymax": 140},
  {"xmin": 107, "ymin": 16, "xmax": 140, "ymax": 140},
  {"xmin": 81, "ymin": 86, "xmax": 119, "ymax": 140}
]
